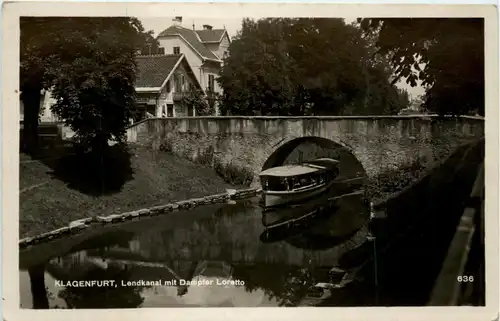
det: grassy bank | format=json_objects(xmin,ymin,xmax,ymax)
[{"xmin": 19, "ymin": 145, "xmax": 235, "ymax": 239}]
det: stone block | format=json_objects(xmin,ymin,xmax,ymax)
[
  {"xmin": 138, "ymin": 209, "xmax": 151, "ymax": 216},
  {"xmin": 176, "ymin": 200, "xmax": 195, "ymax": 209},
  {"xmin": 149, "ymin": 206, "xmax": 166, "ymax": 215}
]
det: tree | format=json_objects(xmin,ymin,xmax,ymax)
[
  {"xmin": 20, "ymin": 18, "xmax": 57, "ymax": 153},
  {"xmin": 219, "ymin": 18, "xmax": 297, "ymax": 116},
  {"xmin": 358, "ymin": 18, "xmax": 484, "ymax": 116},
  {"xmin": 20, "ymin": 17, "xmax": 151, "ymax": 153},
  {"xmin": 180, "ymin": 90, "xmax": 216, "ymax": 116},
  {"xmin": 139, "ymin": 31, "xmax": 161, "ymax": 55},
  {"xmin": 218, "ymin": 18, "xmax": 409, "ymax": 116}
]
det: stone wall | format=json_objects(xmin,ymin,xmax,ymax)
[{"xmin": 126, "ymin": 116, "xmax": 484, "ymax": 187}]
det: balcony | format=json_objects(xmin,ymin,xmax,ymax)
[
  {"xmin": 173, "ymin": 92, "xmax": 186, "ymax": 101},
  {"xmin": 136, "ymin": 96, "xmax": 157, "ymax": 105}
]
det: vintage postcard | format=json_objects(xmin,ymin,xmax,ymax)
[{"xmin": 2, "ymin": 2, "xmax": 498, "ymax": 321}]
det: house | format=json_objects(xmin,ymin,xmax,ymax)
[
  {"xmin": 20, "ymin": 17, "xmax": 226, "ymax": 124},
  {"xmin": 134, "ymin": 53, "xmax": 203, "ymax": 120},
  {"xmin": 20, "ymin": 89, "xmax": 59, "ymax": 123},
  {"xmin": 21, "ymin": 53, "xmax": 202, "ymax": 129},
  {"xmin": 156, "ymin": 17, "xmax": 232, "ymax": 115}
]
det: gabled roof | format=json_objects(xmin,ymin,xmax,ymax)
[
  {"xmin": 135, "ymin": 54, "xmax": 183, "ymax": 89},
  {"xmin": 134, "ymin": 54, "xmax": 203, "ymax": 93},
  {"xmin": 195, "ymin": 29, "xmax": 227, "ymax": 43},
  {"xmin": 157, "ymin": 25, "xmax": 221, "ymax": 62}
]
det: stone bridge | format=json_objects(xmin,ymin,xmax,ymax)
[{"xmin": 126, "ymin": 116, "xmax": 484, "ymax": 186}]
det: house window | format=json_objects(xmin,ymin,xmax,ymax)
[
  {"xmin": 158, "ymin": 47, "xmax": 165, "ymax": 55},
  {"xmin": 173, "ymin": 46, "xmax": 180, "ymax": 54},
  {"xmin": 167, "ymin": 104, "xmax": 174, "ymax": 117},
  {"xmin": 175, "ymin": 74, "xmax": 184, "ymax": 92},
  {"xmin": 166, "ymin": 80, "xmax": 171, "ymax": 93},
  {"xmin": 208, "ymin": 74, "xmax": 215, "ymax": 92}
]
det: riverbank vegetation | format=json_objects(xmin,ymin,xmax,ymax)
[
  {"xmin": 366, "ymin": 159, "xmax": 427, "ymax": 203},
  {"xmin": 19, "ymin": 146, "xmax": 234, "ymax": 238}
]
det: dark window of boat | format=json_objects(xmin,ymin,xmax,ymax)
[{"xmin": 261, "ymin": 171, "xmax": 328, "ymax": 191}]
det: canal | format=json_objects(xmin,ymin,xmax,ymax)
[
  {"xmin": 19, "ymin": 138, "xmax": 485, "ymax": 309},
  {"xmin": 20, "ymin": 181, "xmax": 383, "ymax": 309},
  {"xmin": 20, "ymin": 180, "xmax": 470, "ymax": 308}
]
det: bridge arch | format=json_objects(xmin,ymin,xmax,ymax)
[{"xmin": 261, "ymin": 136, "xmax": 367, "ymax": 182}]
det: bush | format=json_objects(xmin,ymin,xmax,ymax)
[
  {"xmin": 213, "ymin": 159, "xmax": 254, "ymax": 187},
  {"xmin": 366, "ymin": 158, "xmax": 427, "ymax": 202}
]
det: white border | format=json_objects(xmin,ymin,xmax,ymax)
[{"xmin": 2, "ymin": 2, "xmax": 499, "ymax": 321}]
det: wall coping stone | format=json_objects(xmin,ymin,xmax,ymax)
[{"xmin": 126, "ymin": 115, "xmax": 484, "ymax": 129}]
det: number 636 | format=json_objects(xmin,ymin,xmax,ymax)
[{"xmin": 457, "ymin": 276, "xmax": 474, "ymax": 282}]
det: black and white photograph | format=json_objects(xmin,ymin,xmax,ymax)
[{"xmin": 2, "ymin": 2, "xmax": 498, "ymax": 320}]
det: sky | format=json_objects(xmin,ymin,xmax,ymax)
[{"xmin": 139, "ymin": 17, "xmax": 426, "ymax": 100}]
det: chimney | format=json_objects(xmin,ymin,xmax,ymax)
[
  {"xmin": 173, "ymin": 16, "xmax": 182, "ymax": 26},
  {"xmin": 202, "ymin": 24, "xmax": 212, "ymax": 30}
]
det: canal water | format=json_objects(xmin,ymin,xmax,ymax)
[{"xmin": 20, "ymin": 182, "xmax": 383, "ymax": 308}]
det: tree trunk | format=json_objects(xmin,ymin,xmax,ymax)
[
  {"xmin": 28, "ymin": 264, "xmax": 49, "ymax": 309},
  {"xmin": 21, "ymin": 86, "xmax": 42, "ymax": 155},
  {"xmin": 91, "ymin": 133, "xmax": 109, "ymax": 156}
]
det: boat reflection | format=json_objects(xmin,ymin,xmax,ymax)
[{"xmin": 258, "ymin": 181, "xmax": 374, "ymax": 306}]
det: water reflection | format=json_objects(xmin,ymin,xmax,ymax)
[{"xmin": 20, "ymin": 180, "xmax": 374, "ymax": 308}]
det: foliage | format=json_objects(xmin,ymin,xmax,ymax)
[
  {"xmin": 180, "ymin": 90, "xmax": 216, "ymax": 116},
  {"xmin": 20, "ymin": 17, "xmax": 151, "ymax": 153},
  {"xmin": 218, "ymin": 18, "xmax": 409, "ymax": 116},
  {"xmin": 366, "ymin": 158, "xmax": 427, "ymax": 202},
  {"xmin": 396, "ymin": 88, "xmax": 411, "ymax": 110},
  {"xmin": 358, "ymin": 18, "xmax": 484, "ymax": 116},
  {"xmin": 213, "ymin": 159, "xmax": 254, "ymax": 186},
  {"xmin": 139, "ymin": 30, "xmax": 161, "ymax": 55}
]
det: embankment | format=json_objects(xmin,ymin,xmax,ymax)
[
  {"xmin": 335, "ymin": 138, "xmax": 485, "ymax": 306},
  {"xmin": 19, "ymin": 145, "xmax": 244, "ymax": 239}
]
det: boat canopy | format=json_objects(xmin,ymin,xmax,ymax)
[
  {"xmin": 305, "ymin": 158, "xmax": 340, "ymax": 168},
  {"xmin": 259, "ymin": 165, "xmax": 323, "ymax": 177}
]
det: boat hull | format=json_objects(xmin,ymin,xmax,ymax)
[{"xmin": 262, "ymin": 181, "xmax": 334, "ymax": 209}]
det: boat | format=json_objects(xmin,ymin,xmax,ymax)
[{"xmin": 259, "ymin": 158, "xmax": 340, "ymax": 209}]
